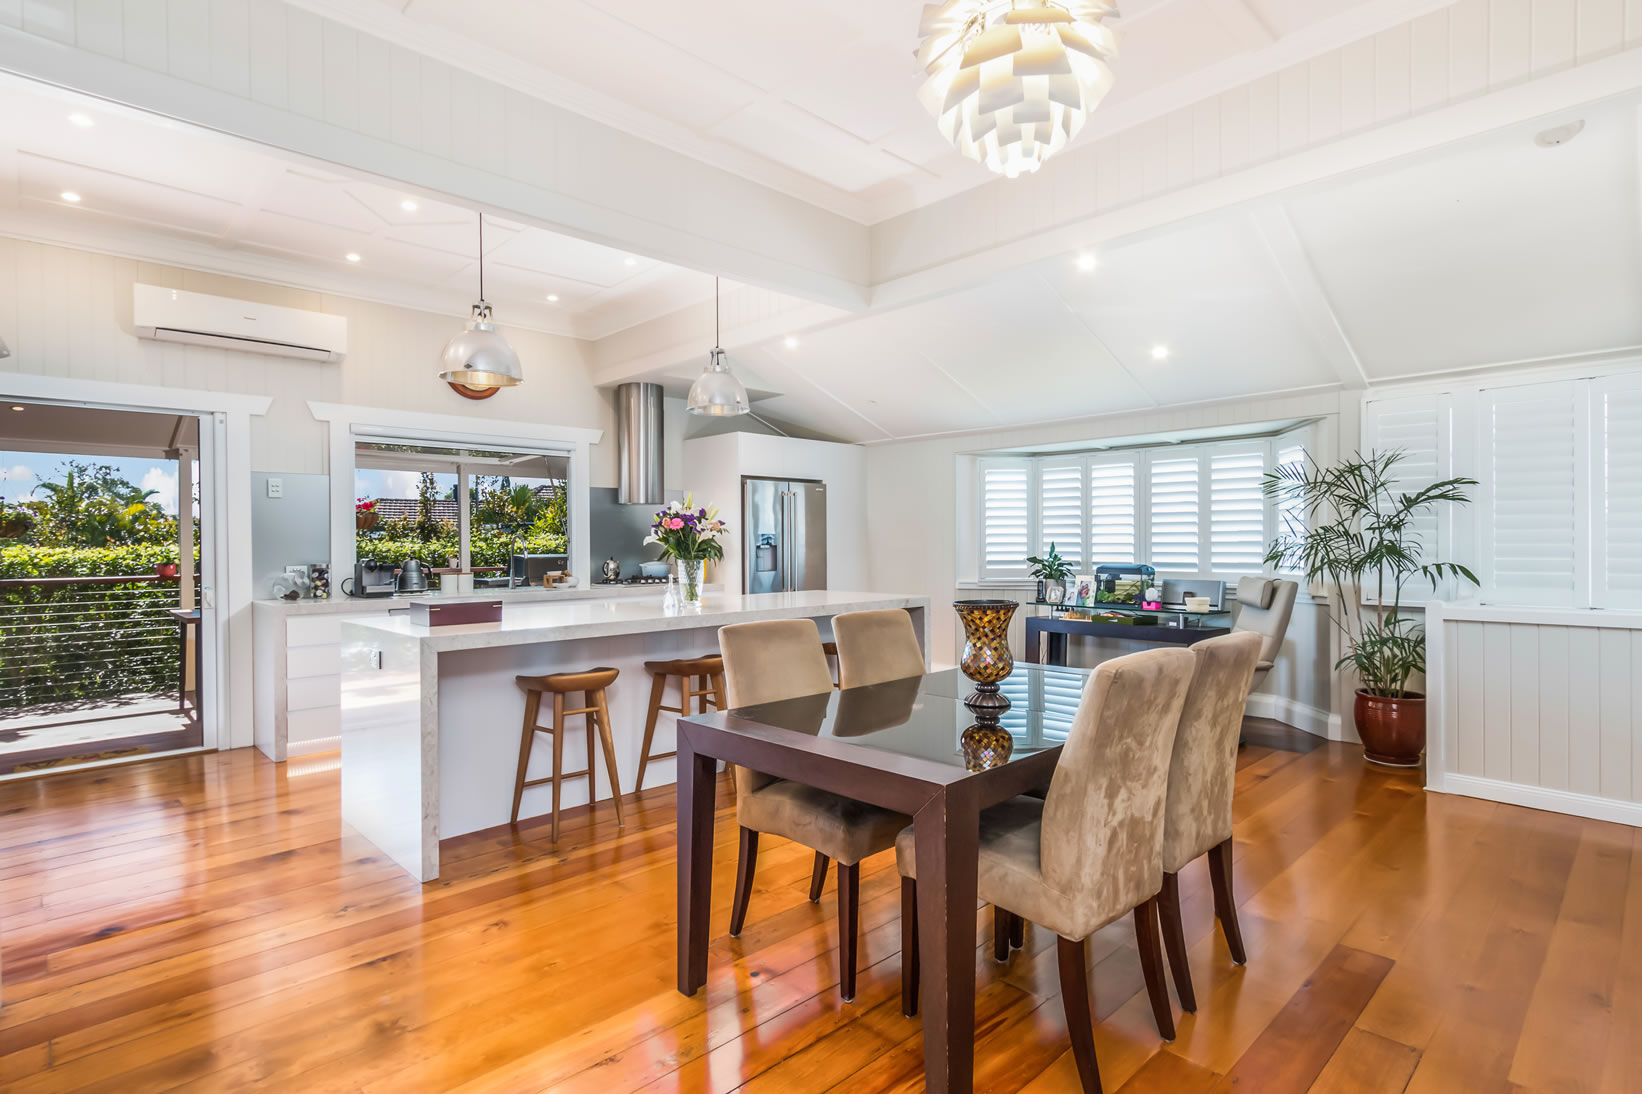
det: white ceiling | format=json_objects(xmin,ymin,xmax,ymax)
[
  {"xmin": 700, "ymin": 96, "xmax": 1642, "ymax": 442},
  {"xmin": 0, "ymin": 78, "xmax": 722, "ymax": 340},
  {"xmin": 301, "ymin": 0, "xmax": 1447, "ymax": 223}
]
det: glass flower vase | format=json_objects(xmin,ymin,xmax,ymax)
[
  {"xmin": 953, "ymin": 599, "xmax": 1018, "ymax": 711},
  {"xmin": 677, "ymin": 558, "xmax": 704, "ymax": 609}
]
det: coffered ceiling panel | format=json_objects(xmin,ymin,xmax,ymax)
[
  {"xmin": 0, "ymin": 79, "xmax": 725, "ymax": 339},
  {"xmin": 1285, "ymin": 100, "xmax": 1642, "ymax": 378},
  {"xmin": 318, "ymin": 0, "xmax": 1423, "ymax": 219}
]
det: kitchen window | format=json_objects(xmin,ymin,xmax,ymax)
[
  {"xmin": 976, "ymin": 428, "xmax": 1312, "ymax": 582},
  {"xmin": 353, "ymin": 441, "xmax": 569, "ymax": 583}
]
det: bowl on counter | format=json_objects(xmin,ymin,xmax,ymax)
[{"xmin": 639, "ymin": 561, "xmax": 671, "ymax": 578}]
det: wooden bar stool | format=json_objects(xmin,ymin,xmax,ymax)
[
  {"xmin": 636, "ymin": 655, "xmax": 726, "ymax": 792},
  {"xmin": 511, "ymin": 667, "xmax": 625, "ymax": 843}
]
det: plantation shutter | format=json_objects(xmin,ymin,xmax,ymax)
[
  {"xmin": 1149, "ymin": 455, "xmax": 1200, "ymax": 573},
  {"xmin": 1482, "ymin": 380, "xmax": 1584, "ymax": 606},
  {"xmin": 979, "ymin": 458, "xmax": 1031, "ymax": 579},
  {"xmin": 1087, "ymin": 456, "xmax": 1137, "ymax": 565},
  {"xmin": 1037, "ymin": 460, "xmax": 1085, "ymax": 569},
  {"xmin": 1594, "ymin": 374, "xmax": 1642, "ymax": 608},
  {"xmin": 1208, "ymin": 445, "xmax": 1268, "ymax": 573},
  {"xmin": 1363, "ymin": 395, "xmax": 1449, "ymax": 600},
  {"xmin": 1273, "ymin": 436, "xmax": 1308, "ymax": 575}
]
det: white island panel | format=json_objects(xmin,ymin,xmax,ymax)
[{"xmin": 340, "ymin": 591, "xmax": 929, "ymax": 881}]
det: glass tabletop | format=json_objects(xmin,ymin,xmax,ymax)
[{"xmin": 727, "ymin": 668, "xmax": 1089, "ymax": 773}]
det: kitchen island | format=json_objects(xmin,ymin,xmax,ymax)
[{"xmin": 339, "ymin": 590, "xmax": 929, "ymax": 881}]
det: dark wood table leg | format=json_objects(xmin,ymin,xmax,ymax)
[
  {"xmin": 1047, "ymin": 630, "xmax": 1068, "ymax": 666},
  {"xmin": 675, "ymin": 727, "xmax": 718, "ymax": 996},
  {"xmin": 914, "ymin": 784, "xmax": 979, "ymax": 1093},
  {"xmin": 1024, "ymin": 619, "xmax": 1043, "ymax": 665}
]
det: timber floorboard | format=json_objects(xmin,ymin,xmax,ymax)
[{"xmin": 0, "ymin": 729, "xmax": 1638, "ymax": 1092}]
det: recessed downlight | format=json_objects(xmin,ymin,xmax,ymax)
[
  {"xmin": 400, "ymin": 199, "xmax": 418, "ymax": 212},
  {"xmin": 1075, "ymin": 253, "xmax": 1097, "ymax": 272},
  {"xmin": 623, "ymin": 257, "xmax": 637, "ymax": 267},
  {"xmin": 345, "ymin": 252, "xmax": 361, "ymax": 263},
  {"xmin": 546, "ymin": 294, "xmax": 560, "ymax": 303},
  {"xmin": 783, "ymin": 336, "xmax": 800, "ymax": 349},
  {"xmin": 67, "ymin": 113, "xmax": 94, "ymax": 128},
  {"xmin": 9, "ymin": 405, "xmax": 24, "ymax": 412},
  {"xmin": 1534, "ymin": 120, "xmax": 1585, "ymax": 148},
  {"xmin": 60, "ymin": 191, "xmax": 81, "ymax": 203},
  {"xmin": 1150, "ymin": 344, "xmax": 1170, "ymax": 361}
]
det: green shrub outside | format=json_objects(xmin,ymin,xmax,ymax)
[
  {"xmin": 1, "ymin": 543, "xmax": 195, "ymax": 709},
  {"xmin": 356, "ymin": 526, "xmax": 567, "ymax": 571}
]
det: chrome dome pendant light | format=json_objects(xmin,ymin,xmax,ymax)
[
  {"xmin": 685, "ymin": 276, "xmax": 750, "ymax": 416},
  {"xmin": 439, "ymin": 214, "xmax": 522, "ymax": 391}
]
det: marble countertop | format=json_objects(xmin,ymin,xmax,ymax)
[
  {"xmin": 255, "ymin": 582, "xmax": 716, "ymax": 616},
  {"xmin": 340, "ymin": 590, "xmax": 929, "ymax": 653}
]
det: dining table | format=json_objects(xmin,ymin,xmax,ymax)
[{"xmin": 674, "ymin": 662, "xmax": 1090, "ymax": 1093}]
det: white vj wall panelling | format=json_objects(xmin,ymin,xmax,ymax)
[
  {"xmin": 874, "ymin": 0, "xmax": 1642, "ymax": 288},
  {"xmin": 1429, "ymin": 603, "xmax": 1642, "ymax": 827},
  {"xmin": 0, "ymin": 237, "xmax": 624, "ymax": 479}
]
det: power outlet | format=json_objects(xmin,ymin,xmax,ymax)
[{"xmin": 266, "ymin": 477, "xmax": 284, "ymax": 499}]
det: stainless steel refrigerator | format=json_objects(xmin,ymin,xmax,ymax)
[{"xmin": 743, "ymin": 477, "xmax": 827, "ymax": 593}]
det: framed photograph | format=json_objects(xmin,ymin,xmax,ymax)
[{"xmin": 1074, "ymin": 574, "xmax": 1094, "ymax": 605}]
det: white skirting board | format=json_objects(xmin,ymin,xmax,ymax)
[
  {"xmin": 1431, "ymin": 774, "xmax": 1642, "ymax": 829},
  {"xmin": 1244, "ymin": 693, "xmax": 1334, "ymax": 739}
]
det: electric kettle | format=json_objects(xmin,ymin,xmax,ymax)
[
  {"xmin": 397, "ymin": 558, "xmax": 430, "ymax": 593},
  {"xmin": 601, "ymin": 556, "xmax": 621, "ymax": 582}
]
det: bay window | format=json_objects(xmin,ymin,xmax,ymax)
[{"xmin": 976, "ymin": 429, "xmax": 1312, "ymax": 582}]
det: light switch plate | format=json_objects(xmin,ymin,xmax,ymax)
[
  {"xmin": 369, "ymin": 649, "xmax": 383, "ymax": 670},
  {"xmin": 266, "ymin": 477, "xmax": 283, "ymax": 499}
]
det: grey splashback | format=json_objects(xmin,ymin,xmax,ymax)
[
  {"xmin": 588, "ymin": 486, "xmax": 679, "ymax": 578},
  {"xmin": 251, "ymin": 471, "xmax": 331, "ymax": 597}
]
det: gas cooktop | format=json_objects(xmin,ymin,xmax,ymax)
[{"xmin": 594, "ymin": 576, "xmax": 669, "ymax": 586}]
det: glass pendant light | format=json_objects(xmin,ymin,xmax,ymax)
[
  {"xmin": 686, "ymin": 277, "xmax": 750, "ymax": 416},
  {"xmin": 438, "ymin": 215, "xmax": 522, "ymax": 388}
]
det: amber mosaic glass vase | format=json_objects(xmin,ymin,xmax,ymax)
[{"xmin": 953, "ymin": 599, "xmax": 1017, "ymax": 711}]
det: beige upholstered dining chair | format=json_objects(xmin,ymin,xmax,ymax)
[
  {"xmin": 1155, "ymin": 631, "xmax": 1263, "ymax": 1013},
  {"xmin": 718, "ymin": 617, "xmax": 911, "ymax": 1002},
  {"xmin": 896, "ymin": 646, "xmax": 1197, "ymax": 1094},
  {"xmin": 1230, "ymin": 576, "xmax": 1298, "ymax": 690},
  {"xmin": 832, "ymin": 608, "xmax": 925, "ymax": 689}
]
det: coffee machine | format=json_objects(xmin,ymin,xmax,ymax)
[{"xmin": 348, "ymin": 557, "xmax": 397, "ymax": 598}]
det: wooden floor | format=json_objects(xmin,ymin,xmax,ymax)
[{"xmin": 0, "ymin": 730, "xmax": 1637, "ymax": 1093}]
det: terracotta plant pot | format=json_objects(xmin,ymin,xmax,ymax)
[
  {"xmin": 1354, "ymin": 689, "xmax": 1425, "ymax": 767},
  {"xmin": 154, "ymin": 562, "xmax": 179, "ymax": 579}
]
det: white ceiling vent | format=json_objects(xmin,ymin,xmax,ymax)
[{"xmin": 133, "ymin": 285, "xmax": 348, "ymax": 362}]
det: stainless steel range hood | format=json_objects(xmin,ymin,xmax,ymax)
[{"xmin": 616, "ymin": 381, "xmax": 664, "ymax": 505}]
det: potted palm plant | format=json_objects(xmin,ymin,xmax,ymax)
[
  {"xmin": 1263, "ymin": 450, "xmax": 1477, "ymax": 766},
  {"xmin": 1027, "ymin": 542, "xmax": 1073, "ymax": 604}
]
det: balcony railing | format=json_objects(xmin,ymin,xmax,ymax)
[{"xmin": 0, "ymin": 574, "xmax": 196, "ymax": 711}]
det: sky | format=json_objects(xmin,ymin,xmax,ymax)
[{"xmin": 0, "ymin": 452, "xmax": 194, "ymax": 514}]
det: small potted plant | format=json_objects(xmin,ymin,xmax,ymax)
[
  {"xmin": 645, "ymin": 493, "xmax": 728, "ymax": 607},
  {"xmin": 1026, "ymin": 542, "xmax": 1073, "ymax": 604},
  {"xmin": 355, "ymin": 498, "xmax": 379, "ymax": 532},
  {"xmin": 1264, "ymin": 450, "xmax": 1477, "ymax": 766}
]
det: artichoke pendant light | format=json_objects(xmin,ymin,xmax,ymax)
[
  {"xmin": 685, "ymin": 276, "xmax": 750, "ymax": 416},
  {"xmin": 439, "ymin": 214, "xmax": 523, "ymax": 390},
  {"xmin": 917, "ymin": 0, "xmax": 1120, "ymax": 179}
]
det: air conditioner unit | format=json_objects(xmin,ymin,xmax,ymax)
[{"xmin": 133, "ymin": 284, "xmax": 348, "ymax": 362}]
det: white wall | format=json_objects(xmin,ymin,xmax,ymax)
[
  {"xmin": 683, "ymin": 431, "xmax": 868, "ymax": 593},
  {"xmin": 0, "ymin": 236, "xmax": 660, "ymax": 484},
  {"xmin": 863, "ymin": 389, "xmax": 1355, "ymax": 729}
]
